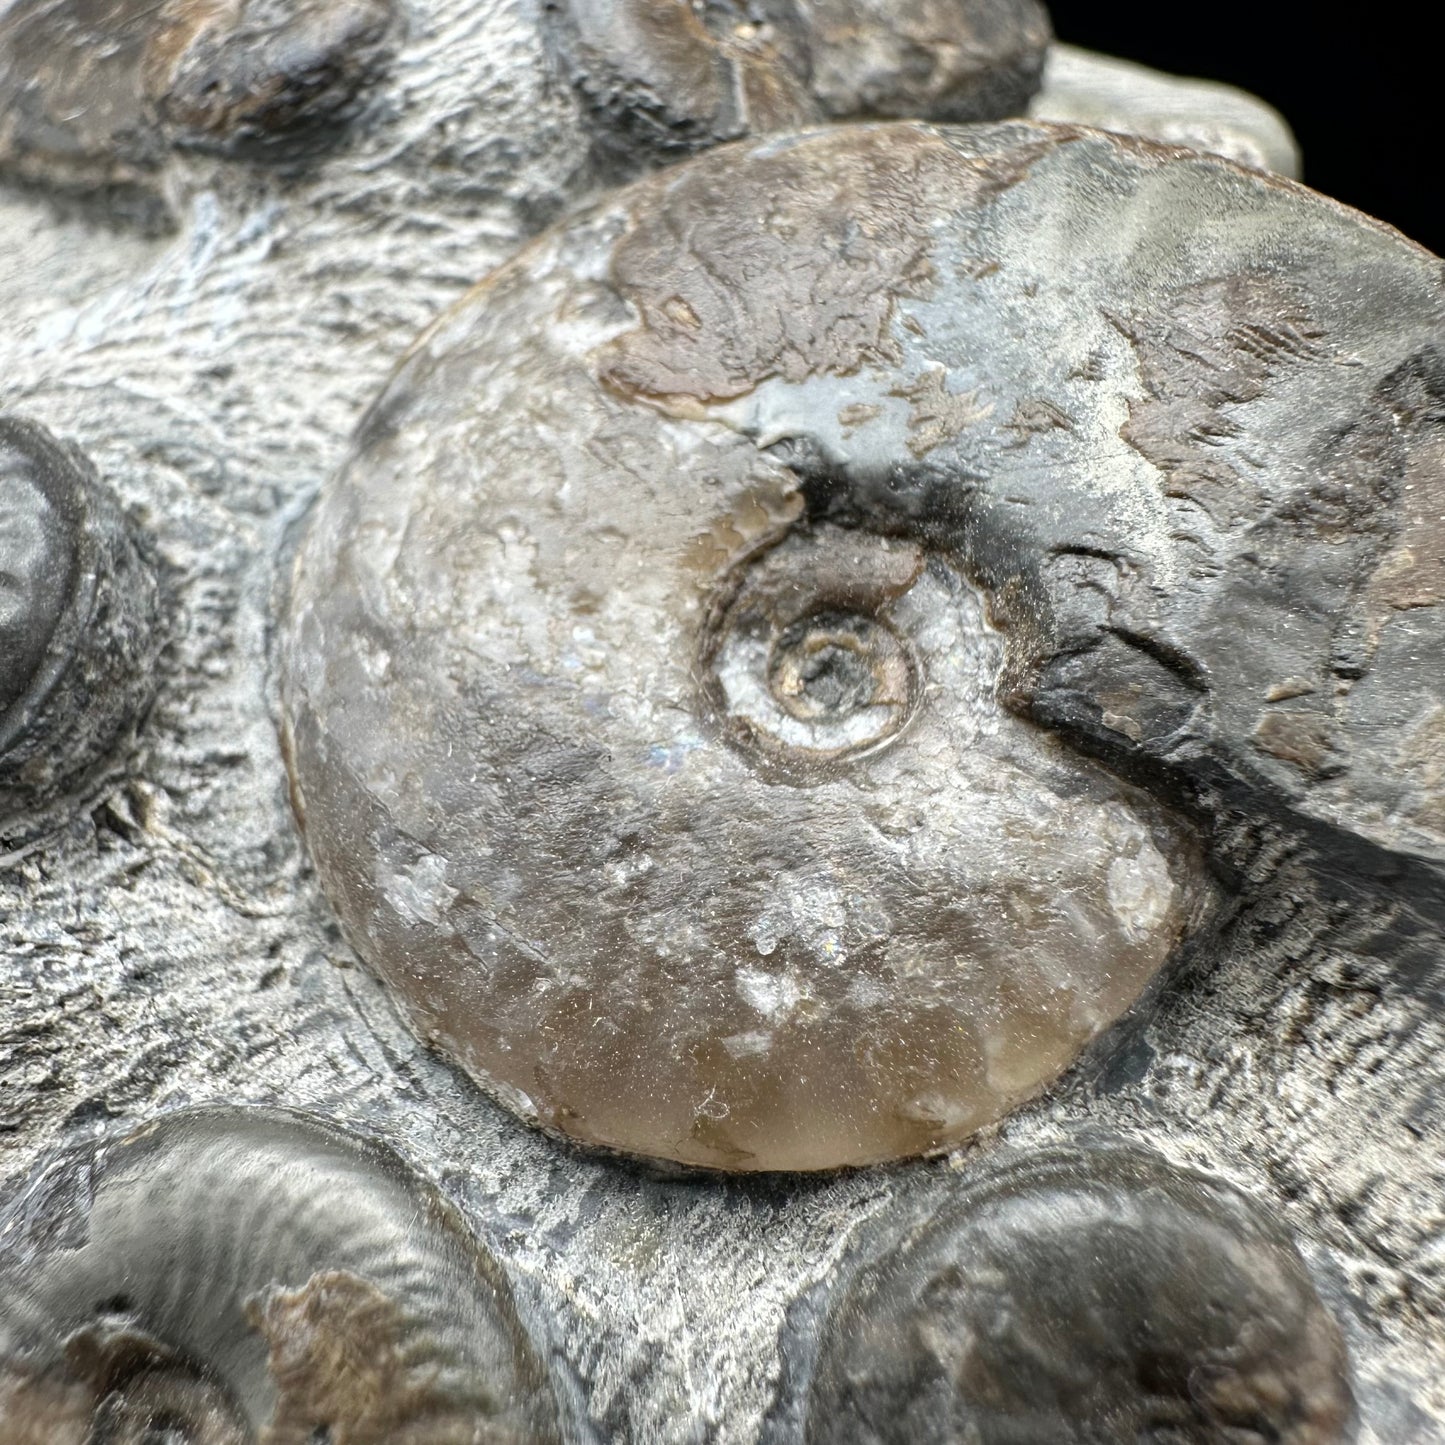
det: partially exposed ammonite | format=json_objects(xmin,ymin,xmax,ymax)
[
  {"xmin": 0, "ymin": 1107, "xmax": 562, "ymax": 1444},
  {"xmin": 546, "ymin": 0, "xmax": 1053, "ymax": 166},
  {"xmin": 0, "ymin": 416, "xmax": 162, "ymax": 856},
  {"xmin": 1029, "ymin": 43, "xmax": 1301, "ymax": 176},
  {"xmin": 0, "ymin": 0, "xmax": 399, "ymax": 229},
  {"xmin": 800, "ymin": 1144, "xmax": 1354, "ymax": 1443}
]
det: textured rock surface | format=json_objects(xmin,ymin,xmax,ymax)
[
  {"xmin": 283, "ymin": 124, "xmax": 1220, "ymax": 1172},
  {"xmin": 797, "ymin": 1145, "xmax": 1353, "ymax": 1444},
  {"xmin": 0, "ymin": 2, "xmax": 1441, "ymax": 1438},
  {"xmin": 0, "ymin": 1106, "xmax": 561, "ymax": 1442},
  {"xmin": 1030, "ymin": 43, "xmax": 1301, "ymax": 176},
  {"xmin": 0, "ymin": 417, "xmax": 163, "ymax": 858},
  {"xmin": 545, "ymin": 0, "xmax": 1052, "ymax": 169}
]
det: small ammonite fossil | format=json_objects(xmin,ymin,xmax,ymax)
[
  {"xmin": 0, "ymin": 1106, "xmax": 563, "ymax": 1444},
  {"xmin": 0, "ymin": 416, "xmax": 162, "ymax": 857},
  {"xmin": 143, "ymin": 0, "xmax": 400, "ymax": 156},
  {"xmin": 0, "ymin": 0, "xmax": 398, "ymax": 228},
  {"xmin": 545, "ymin": 0, "xmax": 1053, "ymax": 166},
  {"xmin": 802, "ymin": 1144, "xmax": 1355, "ymax": 1444}
]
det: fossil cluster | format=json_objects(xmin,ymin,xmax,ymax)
[{"xmin": 1, "ymin": 1, "xmax": 1441, "ymax": 1442}]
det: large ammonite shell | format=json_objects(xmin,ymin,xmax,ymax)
[
  {"xmin": 283, "ymin": 120, "xmax": 1445, "ymax": 1171},
  {"xmin": 0, "ymin": 1106, "xmax": 562, "ymax": 1444},
  {"xmin": 801, "ymin": 1145, "xmax": 1354, "ymax": 1444},
  {"xmin": 0, "ymin": 416, "xmax": 162, "ymax": 854},
  {"xmin": 281, "ymin": 120, "xmax": 1216, "ymax": 1174}
]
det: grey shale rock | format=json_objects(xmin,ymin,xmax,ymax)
[{"xmin": 0, "ymin": 1, "xmax": 1441, "ymax": 1438}]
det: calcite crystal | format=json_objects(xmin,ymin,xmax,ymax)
[
  {"xmin": 0, "ymin": 1107, "xmax": 561, "ymax": 1444},
  {"xmin": 803, "ymin": 1145, "xmax": 1354, "ymax": 1444},
  {"xmin": 282, "ymin": 121, "xmax": 1229, "ymax": 1173}
]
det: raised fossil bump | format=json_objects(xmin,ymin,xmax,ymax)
[
  {"xmin": 143, "ymin": 0, "xmax": 400, "ymax": 156},
  {"xmin": 280, "ymin": 120, "xmax": 1226, "ymax": 1173},
  {"xmin": 0, "ymin": 416, "xmax": 162, "ymax": 855},
  {"xmin": 544, "ymin": 0, "xmax": 815, "ymax": 160},
  {"xmin": 0, "ymin": 0, "xmax": 399, "ymax": 225},
  {"xmin": 801, "ymin": 1144, "xmax": 1355, "ymax": 1444},
  {"xmin": 544, "ymin": 0, "xmax": 1052, "ymax": 166},
  {"xmin": 0, "ymin": 1106, "xmax": 563, "ymax": 1444}
]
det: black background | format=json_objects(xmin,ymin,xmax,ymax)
[{"xmin": 1046, "ymin": 4, "xmax": 1439, "ymax": 256}]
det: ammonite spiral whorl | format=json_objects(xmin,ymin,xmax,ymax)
[
  {"xmin": 278, "ymin": 122, "xmax": 1268, "ymax": 1172},
  {"xmin": 0, "ymin": 1106, "xmax": 562, "ymax": 1443}
]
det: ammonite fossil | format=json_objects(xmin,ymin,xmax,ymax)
[
  {"xmin": 0, "ymin": 416, "xmax": 161, "ymax": 856},
  {"xmin": 546, "ymin": 0, "xmax": 1053, "ymax": 165},
  {"xmin": 0, "ymin": 0, "xmax": 399, "ymax": 228},
  {"xmin": 1, "ymin": 1, "xmax": 1440, "ymax": 1432},
  {"xmin": 801, "ymin": 1144, "xmax": 1354, "ymax": 1444},
  {"xmin": 280, "ymin": 120, "xmax": 1233, "ymax": 1174},
  {"xmin": 284, "ymin": 119, "xmax": 1445, "ymax": 1175},
  {"xmin": 0, "ymin": 1106, "xmax": 562, "ymax": 1444}
]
